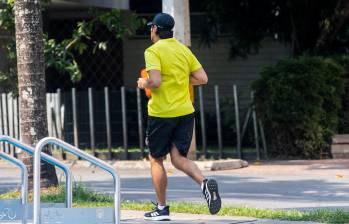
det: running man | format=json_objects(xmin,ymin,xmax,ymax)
[{"xmin": 137, "ymin": 13, "xmax": 221, "ymax": 221}]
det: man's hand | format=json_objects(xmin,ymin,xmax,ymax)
[
  {"xmin": 138, "ymin": 70, "xmax": 162, "ymax": 89},
  {"xmin": 137, "ymin": 77, "xmax": 148, "ymax": 89}
]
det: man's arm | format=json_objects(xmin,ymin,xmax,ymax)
[
  {"xmin": 138, "ymin": 70, "xmax": 162, "ymax": 89},
  {"xmin": 190, "ymin": 68, "xmax": 208, "ymax": 85}
]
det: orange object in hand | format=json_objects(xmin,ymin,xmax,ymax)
[{"xmin": 140, "ymin": 68, "xmax": 151, "ymax": 98}]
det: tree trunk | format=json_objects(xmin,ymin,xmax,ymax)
[
  {"xmin": 287, "ymin": 0, "xmax": 301, "ymax": 56},
  {"xmin": 14, "ymin": 0, "xmax": 58, "ymax": 188}
]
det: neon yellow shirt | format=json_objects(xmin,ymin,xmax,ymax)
[{"xmin": 145, "ymin": 38, "xmax": 202, "ymax": 118}]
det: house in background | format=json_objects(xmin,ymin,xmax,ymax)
[
  {"xmin": 124, "ymin": 0, "xmax": 291, "ymax": 111},
  {"xmin": 1, "ymin": 0, "xmax": 291, "ymax": 109},
  {"xmin": 0, "ymin": 0, "xmax": 291, "ymax": 150}
]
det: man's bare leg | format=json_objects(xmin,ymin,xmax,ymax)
[
  {"xmin": 170, "ymin": 144, "xmax": 221, "ymax": 214},
  {"xmin": 149, "ymin": 155, "xmax": 167, "ymax": 205},
  {"xmin": 170, "ymin": 144, "xmax": 205, "ymax": 185}
]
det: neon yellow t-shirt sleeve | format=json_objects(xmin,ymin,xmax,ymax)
[
  {"xmin": 145, "ymin": 49, "xmax": 161, "ymax": 71},
  {"xmin": 190, "ymin": 52, "xmax": 202, "ymax": 72}
]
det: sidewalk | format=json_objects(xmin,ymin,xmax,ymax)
[
  {"xmin": 0, "ymin": 211, "xmax": 319, "ymax": 224},
  {"xmin": 121, "ymin": 210, "xmax": 318, "ymax": 223}
]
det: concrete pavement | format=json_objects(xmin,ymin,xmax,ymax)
[
  {"xmin": 121, "ymin": 210, "xmax": 317, "ymax": 223},
  {"xmin": 0, "ymin": 211, "xmax": 319, "ymax": 224}
]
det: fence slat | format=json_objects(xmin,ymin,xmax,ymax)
[
  {"xmin": 56, "ymin": 89, "xmax": 62, "ymax": 139},
  {"xmin": 121, "ymin": 86, "xmax": 128, "ymax": 158},
  {"xmin": 241, "ymin": 107, "xmax": 252, "ymax": 143},
  {"xmin": 104, "ymin": 87, "xmax": 112, "ymax": 159},
  {"xmin": 72, "ymin": 88, "xmax": 79, "ymax": 148},
  {"xmin": 52, "ymin": 93, "xmax": 58, "ymax": 139},
  {"xmin": 136, "ymin": 88, "xmax": 144, "ymax": 157},
  {"xmin": 7, "ymin": 93, "xmax": 14, "ymax": 156},
  {"xmin": 251, "ymin": 92, "xmax": 260, "ymax": 160},
  {"xmin": 88, "ymin": 87, "xmax": 96, "ymax": 155},
  {"xmin": 214, "ymin": 85, "xmax": 223, "ymax": 158},
  {"xmin": 2, "ymin": 93, "xmax": 9, "ymax": 153},
  {"xmin": 259, "ymin": 119, "xmax": 268, "ymax": 159},
  {"xmin": 46, "ymin": 93, "xmax": 52, "ymax": 137},
  {"xmin": 233, "ymin": 85, "xmax": 242, "ymax": 159},
  {"xmin": 13, "ymin": 96, "xmax": 20, "ymax": 154},
  {"xmin": 198, "ymin": 86, "xmax": 207, "ymax": 158},
  {"xmin": 17, "ymin": 96, "xmax": 21, "ymax": 142},
  {"xmin": 56, "ymin": 89, "xmax": 65, "ymax": 159},
  {"xmin": 0, "ymin": 96, "xmax": 4, "ymax": 152}
]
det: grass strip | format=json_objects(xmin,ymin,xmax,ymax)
[{"xmin": 1, "ymin": 185, "xmax": 348, "ymax": 223}]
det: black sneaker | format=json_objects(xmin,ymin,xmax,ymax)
[
  {"xmin": 202, "ymin": 179, "xmax": 221, "ymax": 215},
  {"xmin": 144, "ymin": 204, "xmax": 170, "ymax": 221}
]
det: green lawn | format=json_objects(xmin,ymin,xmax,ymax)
[{"xmin": 1, "ymin": 185, "xmax": 348, "ymax": 223}]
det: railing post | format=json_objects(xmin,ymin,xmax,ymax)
[
  {"xmin": 0, "ymin": 152, "xmax": 28, "ymax": 204},
  {"xmin": 33, "ymin": 137, "xmax": 120, "ymax": 224},
  {"xmin": 0, "ymin": 135, "xmax": 72, "ymax": 209}
]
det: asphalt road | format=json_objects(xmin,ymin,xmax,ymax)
[{"xmin": 1, "ymin": 159, "xmax": 349, "ymax": 211}]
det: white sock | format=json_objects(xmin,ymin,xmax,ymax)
[
  {"xmin": 157, "ymin": 204, "xmax": 166, "ymax": 210},
  {"xmin": 201, "ymin": 179, "xmax": 207, "ymax": 191}
]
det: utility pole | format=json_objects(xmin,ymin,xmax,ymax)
[
  {"xmin": 162, "ymin": 0, "xmax": 197, "ymax": 160},
  {"xmin": 162, "ymin": 0, "xmax": 191, "ymax": 46}
]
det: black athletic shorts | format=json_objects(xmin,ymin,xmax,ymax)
[{"xmin": 145, "ymin": 113, "xmax": 195, "ymax": 158}]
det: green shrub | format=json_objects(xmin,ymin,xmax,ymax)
[
  {"xmin": 331, "ymin": 55, "xmax": 349, "ymax": 133},
  {"xmin": 252, "ymin": 56, "xmax": 345, "ymax": 158}
]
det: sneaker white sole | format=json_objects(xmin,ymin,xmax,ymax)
[
  {"xmin": 206, "ymin": 179, "xmax": 221, "ymax": 215},
  {"xmin": 144, "ymin": 215, "xmax": 171, "ymax": 221}
]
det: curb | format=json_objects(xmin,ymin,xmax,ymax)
[
  {"xmin": 67, "ymin": 159, "xmax": 248, "ymax": 171},
  {"xmin": 0, "ymin": 158, "xmax": 248, "ymax": 171}
]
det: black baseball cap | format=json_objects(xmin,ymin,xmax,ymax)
[{"xmin": 147, "ymin": 13, "xmax": 175, "ymax": 31}]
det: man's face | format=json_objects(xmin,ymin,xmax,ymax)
[{"xmin": 150, "ymin": 25, "xmax": 158, "ymax": 43}]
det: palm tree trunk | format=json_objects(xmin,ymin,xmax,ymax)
[{"xmin": 14, "ymin": 0, "xmax": 58, "ymax": 188}]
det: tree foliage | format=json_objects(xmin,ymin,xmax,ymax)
[
  {"xmin": 0, "ymin": 0, "xmax": 145, "ymax": 93},
  {"xmin": 201, "ymin": 0, "xmax": 349, "ymax": 57}
]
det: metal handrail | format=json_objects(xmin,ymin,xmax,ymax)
[
  {"xmin": 33, "ymin": 137, "xmax": 120, "ymax": 224},
  {"xmin": 0, "ymin": 135, "xmax": 72, "ymax": 208},
  {"xmin": 0, "ymin": 152, "xmax": 28, "ymax": 204}
]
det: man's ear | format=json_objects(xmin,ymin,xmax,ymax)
[{"xmin": 154, "ymin": 26, "xmax": 159, "ymax": 35}]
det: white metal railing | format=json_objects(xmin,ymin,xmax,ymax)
[
  {"xmin": 0, "ymin": 151, "xmax": 28, "ymax": 205},
  {"xmin": 33, "ymin": 137, "xmax": 120, "ymax": 224},
  {"xmin": 0, "ymin": 135, "xmax": 72, "ymax": 208}
]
